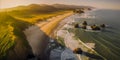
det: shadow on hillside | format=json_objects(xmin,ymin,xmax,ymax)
[
  {"xmin": 0, "ymin": 14, "xmax": 34, "ymax": 60},
  {"xmin": 2, "ymin": 14, "xmax": 51, "ymax": 60}
]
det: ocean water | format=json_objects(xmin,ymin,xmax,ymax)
[{"xmin": 75, "ymin": 9, "xmax": 120, "ymax": 60}]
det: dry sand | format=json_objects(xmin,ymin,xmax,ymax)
[{"xmin": 40, "ymin": 12, "xmax": 73, "ymax": 36}]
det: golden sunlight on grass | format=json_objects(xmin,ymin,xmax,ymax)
[{"xmin": 11, "ymin": 11, "xmax": 70, "ymax": 24}]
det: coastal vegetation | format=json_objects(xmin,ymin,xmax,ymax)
[
  {"xmin": 0, "ymin": 4, "xmax": 91, "ymax": 60},
  {"xmin": 0, "ymin": 4, "xmax": 69, "ymax": 60}
]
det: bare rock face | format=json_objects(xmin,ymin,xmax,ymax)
[
  {"xmin": 50, "ymin": 48, "xmax": 78, "ymax": 60},
  {"xmin": 24, "ymin": 25, "xmax": 49, "ymax": 60},
  {"xmin": 45, "ymin": 39, "xmax": 78, "ymax": 60},
  {"xmin": 61, "ymin": 48, "xmax": 78, "ymax": 60}
]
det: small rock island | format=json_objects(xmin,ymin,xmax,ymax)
[{"xmin": 75, "ymin": 21, "xmax": 106, "ymax": 31}]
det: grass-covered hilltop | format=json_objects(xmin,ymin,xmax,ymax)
[{"xmin": 0, "ymin": 4, "xmax": 92, "ymax": 60}]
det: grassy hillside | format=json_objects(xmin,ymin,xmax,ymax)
[
  {"xmin": 0, "ymin": 4, "xmax": 78, "ymax": 60},
  {"xmin": 0, "ymin": 4, "xmax": 92, "ymax": 60},
  {"xmin": 0, "ymin": 12, "xmax": 32, "ymax": 59}
]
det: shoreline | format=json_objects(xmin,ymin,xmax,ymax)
[
  {"xmin": 23, "ymin": 11, "xmax": 74, "ymax": 59},
  {"xmin": 24, "ymin": 10, "xmax": 105, "ymax": 60},
  {"xmin": 40, "ymin": 11, "xmax": 73, "ymax": 36},
  {"xmin": 56, "ymin": 13, "xmax": 106, "ymax": 60}
]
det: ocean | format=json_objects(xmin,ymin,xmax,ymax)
[{"xmin": 74, "ymin": 9, "xmax": 120, "ymax": 60}]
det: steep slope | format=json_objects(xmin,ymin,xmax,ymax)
[
  {"xmin": 0, "ymin": 4, "xmax": 71, "ymax": 60},
  {"xmin": 0, "ymin": 13, "xmax": 32, "ymax": 60},
  {"xmin": 0, "ymin": 4, "xmax": 93, "ymax": 60}
]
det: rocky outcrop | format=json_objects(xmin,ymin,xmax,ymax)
[{"xmin": 24, "ymin": 25, "xmax": 49, "ymax": 60}]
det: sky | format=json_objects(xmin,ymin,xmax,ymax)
[{"xmin": 0, "ymin": 0, "xmax": 120, "ymax": 10}]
